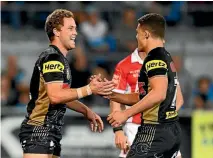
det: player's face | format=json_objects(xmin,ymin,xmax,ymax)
[
  {"xmin": 136, "ymin": 24, "xmax": 147, "ymax": 52},
  {"xmin": 59, "ymin": 17, "xmax": 77, "ymax": 50}
]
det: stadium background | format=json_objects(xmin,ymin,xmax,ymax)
[{"xmin": 1, "ymin": 1, "xmax": 213, "ymax": 158}]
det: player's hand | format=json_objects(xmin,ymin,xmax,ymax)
[
  {"xmin": 103, "ymin": 92, "xmax": 115, "ymax": 99},
  {"xmin": 93, "ymin": 112, "xmax": 104, "ymax": 133},
  {"xmin": 107, "ymin": 111, "xmax": 128, "ymax": 127},
  {"xmin": 85, "ymin": 108, "xmax": 104, "ymax": 132},
  {"xmin": 89, "ymin": 75, "xmax": 115, "ymax": 96},
  {"xmin": 89, "ymin": 74, "xmax": 103, "ymax": 82},
  {"xmin": 115, "ymin": 130, "xmax": 130, "ymax": 154}
]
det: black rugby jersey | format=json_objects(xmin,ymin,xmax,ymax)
[
  {"xmin": 23, "ymin": 45, "xmax": 72, "ymax": 127},
  {"xmin": 138, "ymin": 47, "xmax": 178, "ymax": 124}
]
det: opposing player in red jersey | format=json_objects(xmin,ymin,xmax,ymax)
[{"xmin": 111, "ymin": 48, "xmax": 146, "ymax": 157}]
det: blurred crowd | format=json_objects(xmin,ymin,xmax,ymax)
[{"xmin": 1, "ymin": 1, "xmax": 213, "ymax": 110}]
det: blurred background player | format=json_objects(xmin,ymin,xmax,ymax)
[{"xmin": 110, "ymin": 48, "xmax": 145, "ymax": 157}]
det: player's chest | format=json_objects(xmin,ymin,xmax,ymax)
[{"xmin": 126, "ymin": 65, "xmax": 142, "ymax": 85}]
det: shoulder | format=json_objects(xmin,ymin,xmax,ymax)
[
  {"xmin": 143, "ymin": 49, "xmax": 168, "ymax": 71},
  {"xmin": 116, "ymin": 55, "xmax": 132, "ymax": 70},
  {"xmin": 144, "ymin": 48, "xmax": 169, "ymax": 65},
  {"xmin": 38, "ymin": 47, "xmax": 64, "ymax": 65},
  {"xmin": 46, "ymin": 46, "xmax": 62, "ymax": 58}
]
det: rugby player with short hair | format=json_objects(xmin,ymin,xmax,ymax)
[
  {"xmin": 107, "ymin": 13, "xmax": 184, "ymax": 158},
  {"xmin": 19, "ymin": 9, "xmax": 115, "ymax": 158}
]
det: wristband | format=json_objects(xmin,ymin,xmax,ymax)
[
  {"xmin": 113, "ymin": 126, "xmax": 123, "ymax": 133},
  {"xmin": 77, "ymin": 85, "xmax": 92, "ymax": 99},
  {"xmin": 77, "ymin": 88, "xmax": 83, "ymax": 99}
]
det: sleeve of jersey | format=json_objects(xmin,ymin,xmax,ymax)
[
  {"xmin": 145, "ymin": 56, "xmax": 168, "ymax": 78},
  {"xmin": 41, "ymin": 54, "xmax": 64, "ymax": 83},
  {"xmin": 112, "ymin": 64, "xmax": 127, "ymax": 94}
]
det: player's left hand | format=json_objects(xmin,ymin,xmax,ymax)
[
  {"xmin": 92, "ymin": 112, "xmax": 104, "ymax": 133},
  {"xmin": 107, "ymin": 111, "xmax": 128, "ymax": 127},
  {"xmin": 85, "ymin": 109, "xmax": 104, "ymax": 133}
]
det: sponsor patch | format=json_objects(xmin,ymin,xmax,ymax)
[
  {"xmin": 146, "ymin": 60, "xmax": 167, "ymax": 72},
  {"xmin": 43, "ymin": 61, "xmax": 64, "ymax": 74},
  {"xmin": 166, "ymin": 111, "xmax": 178, "ymax": 119}
]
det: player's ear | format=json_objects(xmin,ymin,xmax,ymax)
[
  {"xmin": 144, "ymin": 30, "xmax": 150, "ymax": 39},
  {"xmin": 53, "ymin": 28, "xmax": 60, "ymax": 37}
]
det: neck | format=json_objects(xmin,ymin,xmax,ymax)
[
  {"xmin": 138, "ymin": 51, "xmax": 146, "ymax": 60},
  {"xmin": 145, "ymin": 39, "xmax": 164, "ymax": 55},
  {"xmin": 51, "ymin": 40, "xmax": 68, "ymax": 57}
]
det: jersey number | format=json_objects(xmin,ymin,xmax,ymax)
[{"xmin": 171, "ymin": 77, "xmax": 178, "ymax": 108}]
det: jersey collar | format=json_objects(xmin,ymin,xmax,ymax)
[
  {"xmin": 49, "ymin": 45, "xmax": 64, "ymax": 56},
  {"xmin": 131, "ymin": 48, "xmax": 143, "ymax": 64}
]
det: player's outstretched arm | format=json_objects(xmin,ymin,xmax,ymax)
[
  {"xmin": 90, "ymin": 74, "xmax": 139, "ymax": 105},
  {"xmin": 176, "ymin": 84, "xmax": 184, "ymax": 111},
  {"xmin": 125, "ymin": 76, "xmax": 168, "ymax": 119},
  {"xmin": 107, "ymin": 76, "xmax": 168, "ymax": 127},
  {"xmin": 66, "ymin": 100, "xmax": 104, "ymax": 133},
  {"xmin": 107, "ymin": 92, "xmax": 140, "ymax": 106},
  {"xmin": 46, "ymin": 76, "xmax": 115, "ymax": 105}
]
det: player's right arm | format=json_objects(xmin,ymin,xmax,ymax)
[
  {"xmin": 42, "ymin": 54, "xmax": 114, "ymax": 105},
  {"xmin": 46, "ymin": 78, "xmax": 114, "ymax": 104},
  {"xmin": 110, "ymin": 100, "xmax": 130, "ymax": 153},
  {"xmin": 108, "ymin": 92, "xmax": 140, "ymax": 106},
  {"xmin": 110, "ymin": 63, "xmax": 130, "ymax": 153}
]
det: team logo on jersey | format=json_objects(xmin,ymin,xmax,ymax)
[
  {"xmin": 146, "ymin": 60, "xmax": 167, "ymax": 72},
  {"xmin": 130, "ymin": 70, "xmax": 140, "ymax": 78},
  {"xmin": 166, "ymin": 111, "xmax": 178, "ymax": 119},
  {"xmin": 43, "ymin": 61, "xmax": 64, "ymax": 74}
]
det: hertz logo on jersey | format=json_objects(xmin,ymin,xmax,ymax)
[
  {"xmin": 166, "ymin": 111, "xmax": 178, "ymax": 119},
  {"xmin": 146, "ymin": 60, "xmax": 167, "ymax": 72},
  {"xmin": 43, "ymin": 61, "xmax": 64, "ymax": 74}
]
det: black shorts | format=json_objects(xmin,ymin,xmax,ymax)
[
  {"xmin": 127, "ymin": 121, "xmax": 181, "ymax": 158},
  {"xmin": 19, "ymin": 123, "xmax": 62, "ymax": 156}
]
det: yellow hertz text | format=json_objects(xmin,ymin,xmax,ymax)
[
  {"xmin": 43, "ymin": 61, "xmax": 64, "ymax": 74},
  {"xmin": 146, "ymin": 60, "xmax": 167, "ymax": 72},
  {"xmin": 166, "ymin": 111, "xmax": 178, "ymax": 119}
]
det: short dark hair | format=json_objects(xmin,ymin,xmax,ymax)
[
  {"xmin": 45, "ymin": 9, "xmax": 74, "ymax": 41},
  {"xmin": 138, "ymin": 13, "xmax": 166, "ymax": 39}
]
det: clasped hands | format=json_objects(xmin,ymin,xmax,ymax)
[{"xmin": 89, "ymin": 74, "xmax": 129, "ymax": 127}]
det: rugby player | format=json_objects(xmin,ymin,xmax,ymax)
[
  {"xmin": 110, "ymin": 48, "xmax": 145, "ymax": 157},
  {"xmin": 107, "ymin": 13, "xmax": 184, "ymax": 158},
  {"xmin": 19, "ymin": 9, "xmax": 115, "ymax": 158}
]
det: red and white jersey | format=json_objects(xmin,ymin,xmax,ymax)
[{"xmin": 112, "ymin": 49, "xmax": 143, "ymax": 124}]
